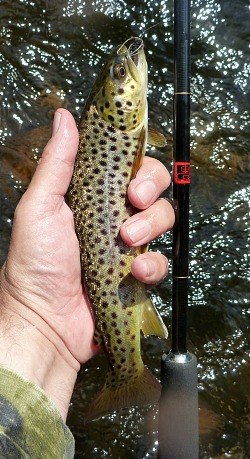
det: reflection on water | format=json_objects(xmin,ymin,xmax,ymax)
[{"xmin": 0, "ymin": 0, "xmax": 249, "ymax": 457}]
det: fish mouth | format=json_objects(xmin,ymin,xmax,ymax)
[
  {"xmin": 115, "ymin": 37, "xmax": 146, "ymax": 82},
  {"xmin": 126, "ymin": 37, "xmax": 146, "ymax": 82},
  {"xmin": 128, "ymin": 38, "xmax": 144, "ymax": 66}
]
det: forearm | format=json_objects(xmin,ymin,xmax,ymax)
[
  {"xmin": 0, "ymin": 272, "xmax": 80, "ymax": 421},
  {"xmin": 0, "ymin": 367, "xmax": 75, "ymax": 458}
]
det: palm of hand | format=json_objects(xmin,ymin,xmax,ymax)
[{"xmin": 4, "ymin": 191, "xmax": 96, "ymax": 363}]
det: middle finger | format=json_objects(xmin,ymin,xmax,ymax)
[{"xmin": 120, "ymin": 198, "xmax": 175, "ymax": 247}]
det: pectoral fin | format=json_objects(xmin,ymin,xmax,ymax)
[
  {"xmin": 148, "ymin": 127, "xmax": 167, "ymax": 147},
  {"xmin": 131, "ymin": 126, "xmax": 146, "ymax": 179}
]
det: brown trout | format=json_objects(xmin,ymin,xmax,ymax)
[{"xmin": 67, "ymin": 37, "xmax": 168, "ymax": 421}]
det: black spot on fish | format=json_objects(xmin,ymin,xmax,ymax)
[
  {"xmin": 115, "ymin": 101, "xmax": 122, "ymax": 108},
  {"xmin": 108, "ymin": 115, "xmax": 114, "ymax": 122}
]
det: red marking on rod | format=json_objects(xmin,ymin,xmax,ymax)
[{"xmin": 174, "ymin": 162, "xmax": 191, "ymax": 184}]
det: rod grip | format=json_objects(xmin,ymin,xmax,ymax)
[{"xmin": 158, "ymin": 352, "xmax": 199, "ymax": 459}]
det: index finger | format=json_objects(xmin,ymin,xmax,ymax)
[{"xmin": 127, "ymin": 156, "xmax": 171, "ymax": 210}]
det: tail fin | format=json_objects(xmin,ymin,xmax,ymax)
[{"xmin": 85, "ymin": 366, "xmax": 161, "ymax": 423}]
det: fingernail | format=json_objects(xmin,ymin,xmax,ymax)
[
  {"xmin": 134, "ymin": 180, "xmax": 157, "ymax": 206},
  {"xmin": 139, "ymin": 259, "xmax": 156, "ymax": 278},
  {"xmin": 52, "ymin": 111, "xmax": 62, "ymax": 136},
  {"xmin": 125, "ymin": 219, "xmax": 151, "ymax": 243}
]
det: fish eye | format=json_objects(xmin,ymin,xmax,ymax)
[{"xmin": 112, "ymin": 63, "xmax": 126, "ymax": 79}]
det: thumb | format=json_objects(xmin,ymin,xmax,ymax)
[{"xmin": 25, "ymin": 108, "xmax": 79, "ymax": 203}]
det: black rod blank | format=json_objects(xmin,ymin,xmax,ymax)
[
  {"xmin": 158, "ymin": 1, "xmax": 199, "ymax": 458},
  {"xmin": 172, "ymin": 0, "xmax": 190, "ymax": 355}
]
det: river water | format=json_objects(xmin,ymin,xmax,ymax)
[{"xmin": 0, "ymin": 0, "xmax": 249, "ymax": 457}]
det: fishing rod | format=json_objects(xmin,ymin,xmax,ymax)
[{"xmin": 157, "ymin": 1, "xmax": 199, "ymax": 458}]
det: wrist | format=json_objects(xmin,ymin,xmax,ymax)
[{"xmin": 0, "ymin": 284, "xmax": 80, "ymax": 421}]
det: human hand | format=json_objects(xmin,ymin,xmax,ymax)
[{"xmin": 0, "ymin": 109, "xmax": 174, "ymax": 418}]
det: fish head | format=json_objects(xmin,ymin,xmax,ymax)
[{"xmin": 91, "ymin": 37, "xmax": 147, "ymax": 131}]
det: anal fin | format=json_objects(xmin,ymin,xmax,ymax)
[{"xmin": 141, "ymin": 297, "xmax": 168, "ymax": 339}]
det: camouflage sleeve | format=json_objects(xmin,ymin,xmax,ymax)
[{"xmin": 0, "ymin": 367, "xmax": 75, "ymax": 458}]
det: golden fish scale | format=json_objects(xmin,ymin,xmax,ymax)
[{"xmin": 68, "ymin": 104, "xmax": 148, "ymax": 385}]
